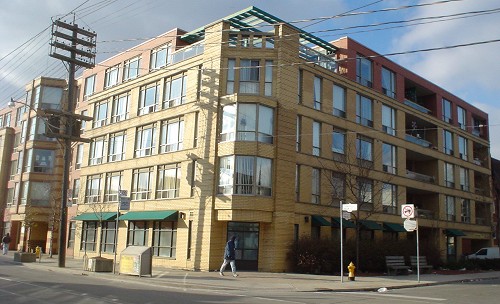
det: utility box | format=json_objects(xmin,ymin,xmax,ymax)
[
  {"xmin": 86, "ymin": 256, "xmax": 113, "ymax": 272},
  {"xmin": 119, "ymin": 246, "xmax": 152, "ymax": 277}
]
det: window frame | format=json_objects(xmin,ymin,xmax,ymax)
[
  {"xmin": 356, "ymin": 94, "xmax": 373, "ymax": 127},
  {"xmin": 156, "ymin": 163, "xmax": 181, "ymax": 199},
  {"xmin": 135, "ymin": 124, "xmax": 156, "ymax": 157},
  {"xmin": 152, "ymin": 221, "xmax": 177, "ymax": 257},
  {"xmin": 131, "ymin": 167, "xmax": 153, "ymax": 200}
]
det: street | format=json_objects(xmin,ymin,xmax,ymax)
[{"xmin": 1, "ymin": 257, "xmax": 499, "ymax": 303}]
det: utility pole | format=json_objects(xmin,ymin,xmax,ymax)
[{"xmin": 49, "ymin": 16, "xmax": 96, "ymax": 267}]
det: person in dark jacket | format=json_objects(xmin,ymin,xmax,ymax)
[
  {"xmin": 219, "ymin": 236, "xmax": 238, "ymax": 277},
  {"xmin": 2, "ymin": 233, "xmax": 11, "ymax": 255}
]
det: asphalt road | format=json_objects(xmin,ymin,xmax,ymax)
[{"xmin": 1, "ymin": 258, "xmax": 499, "ymax": 303}]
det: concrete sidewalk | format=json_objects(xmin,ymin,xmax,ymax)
[{"xmin": 2, "ymin": 252, "xmax": 500, "ymax": 292}]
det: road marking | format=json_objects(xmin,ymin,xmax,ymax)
[{"xmin": 348, "ymin": 292, "xmax": 447, "ymax": 301}]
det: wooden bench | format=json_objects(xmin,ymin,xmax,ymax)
[
  {"xmin": 410, "ymin": 256, "xmax": 433, "ymax": 273},
  {"xmin": 385, "ymin": 256, "xmax": 410, "ymax": 275}
]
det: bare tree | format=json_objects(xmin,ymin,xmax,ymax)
[{"xmin": 319, "ymin": 133, "xmax": 401, "ymax": 270}]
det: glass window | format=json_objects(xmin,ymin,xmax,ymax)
[
  {"xmin": 152, "ymin": 221, "xmax": 177, "ymax": 257},
  {"xmin": 228, "ymin": 34, "xmax": 238, "ymax": 47},
  {"xmin": 93, "ymin": 101, "xmax": 108, "ymax": 127},
  {"xmin": 313, "ymin": 76, "xmax": 322, "ymax": 110},
  {"xmin": 72, "ymin": 179, "xmax": 80, "ymax": 205},
  {"xmin": 445, "ymin": 195, "xmax": 455, "ymax": 221},
  {"xmin": 111, "ymin": 93, "xmax": 129, "ymax": 123},
  {"xmin": 123, "ymin": 56, "xmax": 140, "ymax": 81},
  {"xmin": 239, "ymin": 59, "xmax": 260, "ymax": 94},
  {"xmin": 296, "ymin": 116, "xmax": 301, "ymax": 152},
  {"xmin": 75, "ymin": 144, "xmax": 83, "ymax": 169},
  {"xmin": 445, "ymin": 162, "xmax": 455, "ymax": 188},
  {"xmin": 382, "ymin": 143, "xmax": 396, "ymax": 174},
  {"xmin": 331, "ymin": 172, "xmax": 345, "ymax": 206},
  {"xmin": 459, "ymin": 167, "xmax": 469, "ymax": 191},
  {"xmin": 333, "ymin": 85, "xmax": 346, "ymax": 117},
  {"xmin": 227, "ymin": 59, "xmax": 235, "ymax": 94},
  {"xmin": 84, "ymin": 75, "xmax": 96, "ymax": 97},
  {"xmin": 458, "ymin": 136, "xmax": 468, "ymax": 160},
  {"xmin": 85, "ymin": 174, "xmax": 102, "ymax": 203},
  {"xmin": 265, "ymin": 60, "xmax": 273, "ymax": 96},
  {"xmin": 442, "ymin": 98, "xmax": 452, "ymax": 123},
  {"xmin": 127, "ymin": 221, "xmax": 148, "ymax": 246},
  {"xmin": 221, "ymin": 104, "xmax": 274, "ymax": 144},
  {"xmin": 461, "ymin": 198, "xmax": 471, "ymax": 223},
  {"xmin": 108, "ymin": 131, "xmax": 126, "ymax": 162},
  {"xmin": 311, "ymin": 168, "xmax": 320, "ymax": 204},
  {"xmin": 80, "ymin": 110, "xmax": 88, "ymax": 133},
  {"xmin": 100, "ymin": 221, "xmax": 116, "ymax": 253},
  {"xmin": 104, "ymin": 171, "xmax": 122, "ymax": 202},
  {"xmin": 150, "ymin": 44, "xmax": 171, "ymax": 70},
  {"xmin": 160, "ymin": 117, "xmax": 184, "ymax": 153},
  {"xmin": 31, "ymin": 149, "xmax": 54, "ymax": 173},
  {"xmin": 135, "ymin": 124, "xmax": 156, "ymax": 157},
  {"xmin": 157, "ymin": 163, "xmax": 181, "ymax": 199},
  {"xmin": 443, "ymin": 130, "xmax": 453, "ymax": 155},
  {"xmin": 89, "ymin": 137, "xmax": 105, "ymax": 165},
  {"xmin": 358, "ymin": 178, "xmax": 373, "ymax": 208},
  {"xmin": 4, "ymin": 113, "xmax": 11, "ymax": 127},
  {"xmin": 356, "ymin": 136, "xmax": 373, "ymax": 161},
  {"xmin": 457, "ymin": 106, "xmax": 466, "ymax": 130},
  {"xmin": 332, "ymin": 129, "xmax": 345, "ymax": 155},
  {"xmin": 241, "ymin": 35, "xmax": 250, "ymax": 47},
  {"xmin": 382, "ymin": 183, "xmax": 397, "ymax": 214},
  {"xmin": 138, "ymin": 82, "xmax": 160, "ymax": 115},
  {"xmin": 30, "ymin": 182, "xmax": 51, "ymax": 206},
  {"xmin": 164, "ymin": 73, "xmax": 187, "ymax": 108},
  {"xmin": 104, "ymin": 64, "xmax": 120, "ymax": 88},
  {"xmin": 253, "ymin": 35, "xmax": 262, "ymax": 48},
  {"xmin": 381, "ymin": 67, "xmax": 395, "ymax": 98},
  {"xmin": 38, "ymin": 86, "xmax": 63, "ymax": 110},
  {"xmin": 356, "ymin": 55, "xmax": 372, "ymax": 87},
  {"xmin": 132, "ymin": 167, "xmax": 153, "ymax": 200},
  {"xmin": 68, "ymin": 222, "xmax": 76, "ymax": 249},
  {"xmin": 218, "ymin": 156, "xmax": 272, "ymax": 196},
  {"xmin": 312, "ymin": 121, "xmax": 321, "ymax": 156},
  {"xmin": 356, "ymin": 94, "xmax": 373, "ymax": 127},
  {"xmin": 80, "ymin": 221, "xmax": 97, "ymax": 251},
  {"xmin": 382, "ymin": 105, "xmax": 396, "ymax": 136}
]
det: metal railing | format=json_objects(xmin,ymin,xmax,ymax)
[{"xmin": 406, "ymin": 170, "xmax": 435, "ymax": 183}]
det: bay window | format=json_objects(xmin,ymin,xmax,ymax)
[
  {"xmin": 221, "ymin": 104, "xmax": 274, "ymax": 144},
  {"xmin": 218, "ymin": 156, "xmax": 272, "ymax": 196}
]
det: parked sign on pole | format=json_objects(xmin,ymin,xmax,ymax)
[{"xmin": 401, "ymin": 204, "xmax": 415, "ymax": 218}]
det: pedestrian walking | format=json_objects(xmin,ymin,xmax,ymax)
[
  {"xmin": 219, "ymin": 236, "xmax": 238, "ymax": 277},
  {"xmin": 2, "ymin": 233, "xmax": 11, "ymax": 255}
]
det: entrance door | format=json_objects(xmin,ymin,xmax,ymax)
[{"xmin": 227, "ymin": 222, "xmax": 259, "ymax": 271}]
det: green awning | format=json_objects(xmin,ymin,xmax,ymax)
[
  {"xmin": 359, "ymin": 220, "xmax": 383, "ymax": 230},
  {"xmin": 72, "ymin": 212, "xmax": 117, "ymax": 221},
  {"xmin": 445, "ymin": 229, "xmax": 466, "ymax": 237},
  {"xmin": 383, "ymin": 222, "xmax": 407, "ymax": 233},
  {"xmin": 311, "ymin": 215, "xmax": 330, "ymax": 226},
  {"xmin": 119, "ymin": 210, "xmax": 178, "ymax": 221},
  {"xmin": 331, "ymin": 218, "xmax": 356, "ymax": 228}
]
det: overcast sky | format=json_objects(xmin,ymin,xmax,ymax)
[{"xmin": 1, "ymin": 0, "xmax": 499, "ymax": 157}]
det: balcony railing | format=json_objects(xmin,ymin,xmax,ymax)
[
  {"xmin": 299, "ymin": 45, "xmax": 337, "ymax": 72},
  {"xmin": 171, "ymin": 42, "xmax": 204, "ymax": 65},
  {"xmin": 404, "ymin": 99, "xmax": 431, "ymax": 114},
  {"xmin": 405, "ymin": 134, "xmax": 432, "ymax": 148},
  {"xmin": 475, "ymin": 217, "xmax": 490, "ymax": 225},
  {"xmin": 416, "ymin": 209, "xmax": 435, "ymax": 219},
  {"xmin": 406, "ymin": 170, "xmax": 435, "ymax": 183}
]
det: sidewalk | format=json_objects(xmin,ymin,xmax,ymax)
[{"xmin": 2, "ymin": 252, "xmax": 500, "ymax": 292}]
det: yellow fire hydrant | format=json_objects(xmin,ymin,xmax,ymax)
[
  {"xmin": 35, "ymin": 246, "xmax": 41, "ymax": 261},
  {"xmin": 348, "ymin": 262, "xmax": 356, "ymax": 281}
]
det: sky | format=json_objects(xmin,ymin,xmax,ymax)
[{"xmin": 1, "ymin": 0, "xmax": 499, "ymax": 157}]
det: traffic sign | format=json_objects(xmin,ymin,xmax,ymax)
[
  {"xmin": 119, "ymin": 196, "xmax": 130, "ymax": 210},
  {"xmin": 342, "ymin": 203, "xmax": 357, "ymax": 213},
  {"xmin": 342, "ymin": 211, "xmax": 351, "ymax": 220},
  {"xmin": 404, "ymin": 219, "xmax": 417, "ymax": 231},
  {"xmin": 401, "ymin": 204, "xmax": 415, "ymax": 218}
]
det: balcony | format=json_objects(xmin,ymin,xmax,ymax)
[
  {"xmin": 475, "ymin": 217, "xmax": 490, "ymax": 225},
  {"xmin": 404, "ymin": 99, "xmax": 431, "ymax": 114},
  {"xmin": 299, "ymin": 45, "xmax": 337, "ymax": 72},
  {"xmin": 416, "ymin": 209, "xmax": 435, "ymax": 219},
  {"xmin": 171, "ymin": 42, "xmax": 204, "ymax": 65},
  {"xmin": 405, "ymin": 134, "xmax": 432, "ymax": 148},
  {"xmin": 406, "ymin": 170, "xmax": 435, "ymax": 183}
]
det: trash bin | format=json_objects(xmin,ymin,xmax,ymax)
[{"xmin": 119, "ymin": 246, "xmax": 152, "ymax": 277}]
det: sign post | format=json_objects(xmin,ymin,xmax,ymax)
[
  {"xmin": 340, "ymin": 202, "xmax": 357, "ymax": 283},
  {"xmin": 114, "ymin": 189, "xmax": 129, "ymax": 274},
  {"xmin": 401, "ymin": 204, "xmax": 420, "ymax": 282}
]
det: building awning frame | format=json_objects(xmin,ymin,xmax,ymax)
[
  {"xmin": 118, "ymin": 210, "xmax": 178, "ymax": 221},
  {"xmin": 72, "ymin": 212, "xmax": 117, "ymax": 221}
]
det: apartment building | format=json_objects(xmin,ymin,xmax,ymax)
[
  {"xmin": 0, "ymin": 77, "xmax": 68, "ymax": 254},
  {"xmin": 67, "ymin": 6, "xmax": 493, "ymax": 272}
]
